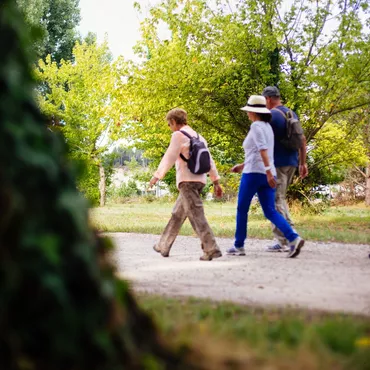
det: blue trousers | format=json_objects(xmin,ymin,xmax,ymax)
[{"xmin": 234, "ymin": 173, "xmax": 298, "ymax": 248}]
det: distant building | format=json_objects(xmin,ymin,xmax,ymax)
[{"xmin": 111, "ymin": 167, "xmax": 170, "ymax": 197}]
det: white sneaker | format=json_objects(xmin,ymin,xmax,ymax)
[
  {"xmin": 226, "ymin": 246, "xmax": 246, "ymax": 256},
  {"xmin": 266, "ymin": 243, "xmax": 289, "ymax": 252},
  {"xmin": 287, "ymin": 237, "xmax": 305, "ymax": 258}
]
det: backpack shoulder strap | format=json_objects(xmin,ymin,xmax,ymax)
[
  {"xmin": 271, "ymin": 107, "xmax": 287, "ymax": 120},
  {"xmin": 286, "ymin": 109, "xmax": 295, "ymax": 119},
  {"xmin": 179, "ymin": 130, "xmax": 192, "ymax": 162},
  {"xmin": 180, "ymin": 153, "xmax": 188, "ymax": 162},
  {"xmin": 179, "ymin": 130, "xmax": 193, "ymax": 139}
]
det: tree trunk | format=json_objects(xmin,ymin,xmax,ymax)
[
  {"xmin": 366, "ymin": 163, "xmax": 370, "ymax": 206},
  {"xmin": 99, "ymin": 163, "xmax": 106, "ymax": 207}
]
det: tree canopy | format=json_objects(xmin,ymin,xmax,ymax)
[
  {"xmin": 17, "ymin": 0, "xmax": 81, "ymax": 62},
  {"xmin": 121, "ymin": 0, "xmax": 370, "ymax": 193},
  {"xmin": 32, "ymin": 0, "xmax": 370, "ymax": 200},
  {"xmin": 36, "ymin": 41, "xmax": 126, "ymax": 204}
]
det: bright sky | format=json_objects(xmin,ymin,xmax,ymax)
[
  {"xmin": 78, "ymin": 0, "xmax": 365, "ymax": 61},
  {"xmin": 78, "ymin": 0, "xmax": 160, "ymax": 60}
]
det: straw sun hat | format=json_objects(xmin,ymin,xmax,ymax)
[{"xmin": 240, "ymin": 95, "xmax": 271, "ymax": 114}]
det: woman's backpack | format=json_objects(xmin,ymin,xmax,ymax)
[{"xmin": 179, "ymin": 130, "xmax": 211, "ymax": 174}]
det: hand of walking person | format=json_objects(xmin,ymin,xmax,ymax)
[
  {"xmin": 231, "ymin": 163, "xmax": 244, "ymax": 173},
  {"xmin": 266, "ymin": 170, "xmax": 277, "ymax": 188},
  {"xmin": 213, "ymin": 181, "xmax": 223, "ymax": 198},
  {"xmin": 299, "ymin": 164, "xmax": 308, "ymax": 179},
  {"xmin": 148, "ymin": 176, "xmax": 159, "ymax": 189}
]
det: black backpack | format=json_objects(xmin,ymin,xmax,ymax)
[
  {"xmin": 273, "ymin": 108, "xmax": 304, "ymax": 151},
  {"xmin": 179, "ymin": 130, "xmax": 211, "ymax": 174}
]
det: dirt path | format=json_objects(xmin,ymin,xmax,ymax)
[{"xmin": 110, "ymin": 233, "xmax": 370, "ymax": 316}]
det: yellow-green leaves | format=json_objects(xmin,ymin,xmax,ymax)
[{"xmin": 37, "ymin": 41, "xmax": 125, "ymax": 162}]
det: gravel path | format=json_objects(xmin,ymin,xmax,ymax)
[{"xmin": 110, "ymin": 233, "xmax": 370, "ymax": 316}]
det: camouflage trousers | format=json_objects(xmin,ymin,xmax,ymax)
[{"xmin": 156, "ymin": 182, "xmax": 220, "ymax": 256}]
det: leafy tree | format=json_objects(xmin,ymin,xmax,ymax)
[
  {"xmin": 36, "ymin": 41, "xmax": 126, "ymax": 206},
  {"xmin": 117, "ymin": 179, "xmax": 140, "ymax": 198},
  {"xmin": 123, "ymin": 0, "xmax": 370, "ymax": 195},
  {"xmin": 352, "ymin": 116, "xmax": 370, "ymax": 205},
  {"xmin": 111, "ymin": 146, "xmax": 147, "ymax": 167},
  {"xmin": 0, "ymin": 1, "xmax": 199, "ymax": 368},
  {"xmin": 16, "ymin": 0, "xmax": 81, "ymax": 63},
  {"xmin": 77, "ymin": 162, "xmax": 101, "ymax": 204}
]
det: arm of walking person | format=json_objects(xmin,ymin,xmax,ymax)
[
  {"xmin": 207, "ymin": 147, "xmax": 223, "ymax": 198},
  {"xmin": 231, "ymin": 163, "xmax": 244, "ymax": 173},
  {"xmin": 299, "ymin": 135, "xmax": 308, "ymax": 179},
  {"xmin": 212, "ymin": 179, "xmax": 223, "ymax": 198},
  {"xmin": 149, "ymin": 132, "xmax": 183, "ymax": 187},
  {"xmin": 259, "ymin": 149, "xmax": 277, "ymax": 188}
]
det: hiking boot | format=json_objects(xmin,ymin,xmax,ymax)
[
  {"xmin": 266, "ymin": 244, "xmax": 289, "ymax": 252},
  {"xmin": 153, "ymin": 244, "xmax": 170, "ymax": 257},
  {"xmin": 287, "ymin": 237, "xmax": 305, "ymax": 258},
  {"xmin": 226, "ymin": 246, "xmax": 246, "ymax": 256},
  {"xmin": 200, "ymin": 249, "xmax": 222, "ymax": 261}
]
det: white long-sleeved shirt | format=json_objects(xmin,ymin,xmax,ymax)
[
  {"xmin": 154, "ymin": 125, "xmax": 220, "ymax": 188},
  {"xmin": 242, "ymin": 121, "xmax": 277, "ymax": 176}
]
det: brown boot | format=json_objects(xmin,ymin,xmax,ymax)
[
  {"xmin": 200, "ymin": 249, "xmax": 222, "ymax": 261},
  {"xmin": 153, "ymin": 244, "xmax": 170, "ymax": 257}
]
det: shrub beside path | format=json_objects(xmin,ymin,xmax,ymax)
[{"xmin": 111, "ymin": 233, "xmax": 370, "ymax": 316}]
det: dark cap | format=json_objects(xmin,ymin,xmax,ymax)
[{"xmin": 262, "ymin": 86, "xmax": 280, "ymax": 97}]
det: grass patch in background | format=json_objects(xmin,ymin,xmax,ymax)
[
  {"xmin": 137, "ymin": 294, "xmax": 370, "ymax": 369},
  {"xmin": 91, "ymin": 202, "xmax": 370, "ymax": 244}
]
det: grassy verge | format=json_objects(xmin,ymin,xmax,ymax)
[
  {"xmin": 137, "ymin": 294, "xmax": 370, "ymax": 369},
  {"xmin": 91, "ymin": 202, "xmax": 370, "ymax": 244}
]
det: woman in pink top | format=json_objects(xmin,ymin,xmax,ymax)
[{"xmin": 149, "ymin": 108, "xmax": 223, "ymax": 261}]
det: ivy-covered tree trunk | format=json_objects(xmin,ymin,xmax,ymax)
[{"xmin": 0, "ymin": 2, "xmax": 199, "ymax": 369}]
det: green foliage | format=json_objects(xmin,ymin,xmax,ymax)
[
  {"xmin": 0, "ymin": 2, "xmax": 198, "ymax": 368},
  {"xmin": 216, "ymin": 164, "xmax": 241, "ymax": 200},
  {"xmin": 161, "ymin": 168, "xmax": 178, "ymax": 195},
  {"xmin": 77, "ymin": 161, "xmax": 100, "ymax": 206},
  {"xmin": 126, "ymin": 157, "xmax": 140, "ymax": 172},
  {"xmin": 36, "ymin": 41, "xmax": 126, "ymax": 204},
  {"xmin": 116, "ymin": 180, "xmax": 140, "ymax": 198},
  {"xmin": 140, "ymin": 295, "xmax": 370, "ymax": 369},
  {"xmin": 142, "ymin": 193, "xmax": 157, "ymax": 203},
  {"xmin": 120, "ymin": 0, "xmax": 370, "ymax": 193},
  {"xmin": 200, "ymin": 180, "xmax": 212, "ymax": 200},
  {"xmin": 125, "ymin": 0, "xmax": 272, "ymax": 166},
  {"xmin": 36, "ymin": 41, "xmax": 121, "ymax": 154},
  {"xmin": 16, "ymin": 0, "xmax": 81, "ymax": 63},
  {"xmin": 92, "ymin": 203, "xmax": 370, "ymax": 244},
  {"xmin": 111, "ymin": 146, "xmax": 148, "ymax": 167},
  {"xmin": 132, "ymin": 168, "xmax": 152, "ymax": 184}
]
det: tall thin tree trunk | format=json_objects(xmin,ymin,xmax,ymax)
[
  {"xmin": 365, "ymin": 120, "xmax": 370, "ymax": 206},
  {"xmin": 99, "ymin": 163, "xmax": 106, "ymax": 207},
  {"xmin": 366, "ymin": 163, "xmax": 370, "ymax": 206}
]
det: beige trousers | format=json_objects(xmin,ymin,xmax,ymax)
[
  {"xmin": 157, "ymin": 182, "xmax": 220, "ymax": 255},
  {"xmin": 272, "ymin": 166, "xmax": 297, "ymax": 245}
]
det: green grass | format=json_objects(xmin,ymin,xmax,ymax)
[
  {"xmin": 91, "ymin": 201, "xmax": 370, "ymax": 244},
  {"xmin": 138, "ymin": 294, "xmax": 370, "ymax": 369}
]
